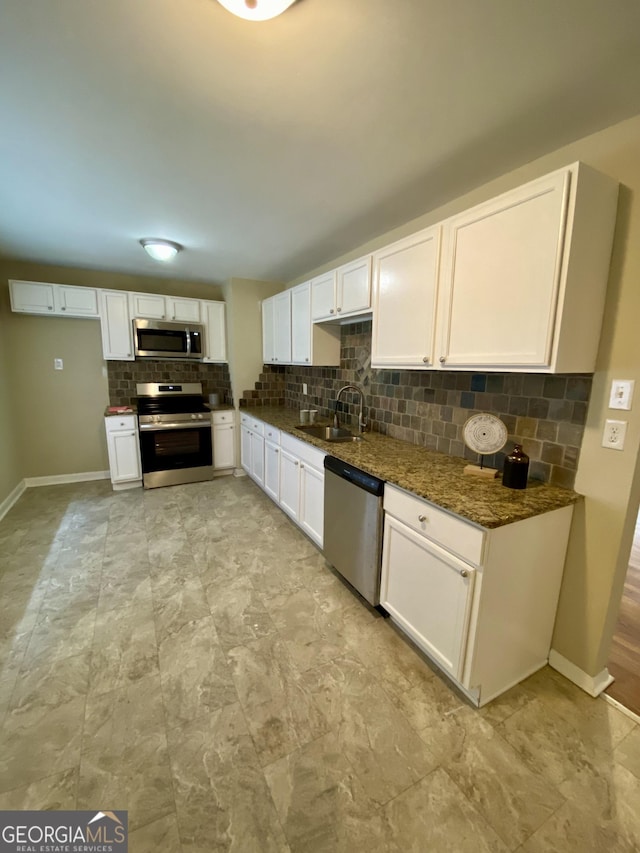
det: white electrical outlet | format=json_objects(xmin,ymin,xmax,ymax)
[
  {"xmin": 609, "ymin": 379, "xmax": 634, "ymax": 410},
  {"xmin": 302, "ymin": 383, "xmax": 308, "ymax": 395},
  {"xmin": 602, "ymin": 419, "xmax": 627, "ymax": 450},
  {"xmin": 54, "ymin": 358, "xmax": 63, "ymax": 371}
]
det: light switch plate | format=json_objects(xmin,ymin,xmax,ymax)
[
  {"xmin": 609, "ymin": 379, "xmax": 634, "ymax": 410},
  {"xmin": 602, "ymin": 419, "xmax": 627, "ymax": 450},
  {"xmin": 302, "ymin": 383, "xmax": 308, "ymax": 395},
  {"xmin": 54, "ymin": 358, "xmax": 63, "ymax": 371}
]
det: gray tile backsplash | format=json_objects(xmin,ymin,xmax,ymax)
[
  {"xmin": 107, "ymin": 360, "xmax": 232, "ymax": 407},
  {"xmin": 243, "ymin": 319, "xmax": 592, "ymax": 488}
]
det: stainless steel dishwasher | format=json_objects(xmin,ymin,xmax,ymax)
[{"xmin": 323, "ymin": 455, "xmax": 385, "ymax": 606}]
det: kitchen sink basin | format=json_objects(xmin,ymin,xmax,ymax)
[{"xmin": 296, "ymin": 424, "xmax": 363, "ymax": 443}]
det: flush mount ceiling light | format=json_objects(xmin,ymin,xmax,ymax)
[
  {"xmin": 139, "ymin": 239, "xmax": 183, "ymax": 262},
  {"xmin": 216, "ymin": 0, "xmax": 297, "ymax": 22}
]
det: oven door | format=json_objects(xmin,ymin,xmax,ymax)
[{"xmin": 138, "ymin": 422, "xmax": 213, "ymax": 488}]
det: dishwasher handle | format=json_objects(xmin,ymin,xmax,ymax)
[{"xmin": 324, "ymin": 455, "xmax": 385, "ymax": 497}]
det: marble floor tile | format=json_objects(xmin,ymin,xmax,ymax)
[
  {"xmin": 382, "ymin": 767, "xmax": 510, "ymax": 853},
  {"xmin": 158, "ymin": 616, "xmax": 237, "ymax": 729},
  {"xmin": 205, "ymin": 575, "xmax": 278, "ymax": 651},
  {"xmin": 167, "ymin": 703, "xmax": 290, "ymax": 852},
  {"xmin": 40, "ymin": 566, "xmax": 102, "ymax": 619},
  {"xmin": 8, "ymin": 652, "xmax": 90, "ymax": 724},
  {"xmin": 21, "ymin": 608, "xmax": 97, "ymax": 671},
  {"xmin": 151, "ymin": 573, "xmax": 210, "ymax": 643},
  {"xmin": 0, "ymin": 768, "xmax": 78, "ymax": 810},
  {"xmin": 98, "ymin": 563, "xmax": 152, "ymax": 614},
  {"xmin": 228, "ymin": 633, "xmax": 328, "ymax": 765},
  {"xmin": 443, "ymin": 721, "xmax": 566, "ymax": 849},
  {"xmin": 0, "ymin": 694, "xmax": 85, "ymax": 793},
  {"xmin": 89, "ymin": 600, "xmax": 159, "ymax": 694},
  {"xmin": 301, "ymin": 655, "xmax": 437, "ymax": 805},
  {"xmin": 615, "ymin": 725, "xmax": 640, "ymax": 779},
  {"xmin": 264, "ymin": 731, "xmax": 398, "ymax": 853},
  {"xmin": 129, "ymin": 812, "xmax": 183, "ymax": 852}
]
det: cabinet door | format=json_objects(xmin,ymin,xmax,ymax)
[
  {"xmin": 372, "ymin": 226, "xmax": 441, "ymax": 368},
  {"xmin": 439, "ymin": 170, "xmax": 570, "ymax": 369},
  {"xmin": 251, "ymin": 432, "xmax": 265, "ymax": 487},
  {"xmin": 203, "ymin": 301, "xmax": 227, "ymax": 362},
  {"xmin": 168, "ymin": 297, "xmax": 201, "ymax": 323},
  {"xmin": 279, "ymin": 448, "xmax": 300, "ymax": 521},
  {"xmin": 55, "ymin": 285, "xmax": 99, "ymax": 317},
  {"xmin": 130, "ymin": 293, "xmax": 167, "ymax": 320},
  {"xmin": 99, "ymin": 290, "xmax": 134, "ymax": 360},
  {"xmin": 213, "ymin": 423, "xmax": 235, "ymax": 469},
  {"xmin": 311, "ymin": 271, "xmax": 337, "ymax": 321},
  {"xmin": 380, "ymin": 515, "xmax": 475, "ymax": 680},
  {"xmin": 240, "ymin": 425, "xmax": 252, "ymax": 474},
  {"xmin": 9, "ymin": 280, "xmax": 55, "ymax": 314},
  {"xmin": 107, "ymin": 430, "xmax": 141, "ymax": 483},
  {"xmin": 291, "ymin": 282, "xmax": 311, "ymax": 364},
  {"xmin": 273, "ymin": 291, "xmax": 292, "ymax": 363},
  {"xmin": 262, "ymin": 297, "xmax": 275, "ymax": 363},
  {"xmin": 337, "ymin": 255, "xmax": 372, "ymax": 317},
  {"xmin": 264, "ymin": 440, "xmax": 281, "ymax": 502},
  {"xmin": 299, "ymin": 462, "xmax": 324, "ymax": 547}
]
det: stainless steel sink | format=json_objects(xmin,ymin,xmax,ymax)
[{"xmin": 296, "ymin": 424, "xmax": 363, "ymax": 443}]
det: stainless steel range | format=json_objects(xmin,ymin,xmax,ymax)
[{"xmin": 136, "ymin": 382, "xmax": 213, "ymax": 489}]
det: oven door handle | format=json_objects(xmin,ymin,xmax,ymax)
[{"xmin": 139, "ymin": 421, "xmax": 209, "ymax": 432}]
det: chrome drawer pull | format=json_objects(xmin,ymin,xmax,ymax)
[
  {"xmin": 418, "ymin": 514, "xmax": 427, "ymax": 522},
  {"xmin": 460, "ymin": 569, "xmax": 469, "ymax": 578}
]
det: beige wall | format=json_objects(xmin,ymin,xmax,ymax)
[
  {"xmin": 0, "ymin": 258, "xmax": 224, "ymax": 492},
  {"xmin": 223, "ymin": 277, "xmax": 284, "ymax": 405},
  {"xmin": 287, "ymin": 113, "xmax": 640, "ymax": 681}
]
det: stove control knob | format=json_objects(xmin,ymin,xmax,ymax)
[{"xmin": 191, "ymin": 414, "xmax": 197, "ymax": 420}]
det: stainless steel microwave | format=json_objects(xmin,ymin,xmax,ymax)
[{"xmin": 133, "ymin": 319, "xmax": 205, "ymax": 360}]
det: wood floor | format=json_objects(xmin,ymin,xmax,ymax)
[{"xmin": 606, "ymin": 512, "xmax": 640, "ymax": 716}]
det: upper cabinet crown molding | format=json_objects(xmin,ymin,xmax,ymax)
[{"xmin": 372, "ymin": 161, "xmax": 618, "ymax": 373}]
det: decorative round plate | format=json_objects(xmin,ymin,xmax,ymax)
[{"xmin": 462, "ymin": 413, "xmax": 508, "ymax": 456}]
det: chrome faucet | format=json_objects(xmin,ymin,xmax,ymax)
[{"xmin": 333, "ymin": 384, "xmax": 368, "ymax": 433}]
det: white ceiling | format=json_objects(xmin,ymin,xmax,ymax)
[{"xmin": 1, "ymin": 0, "xmax": 640, "ymax": 285}]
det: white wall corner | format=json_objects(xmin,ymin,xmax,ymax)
[
  {"xmin": 0, "ymin": 479, "xmax": 26, "ymax": 522},
  {"xmin": 548, "ymin": 649, "xmax": 614, "ymax": 697}
]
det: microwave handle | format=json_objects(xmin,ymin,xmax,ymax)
[{"xmin": 186, "ymin": 328, "xmax": 192, "ymax": 357}]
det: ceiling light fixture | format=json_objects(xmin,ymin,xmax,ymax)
[
  {"xmin": 139, "ymin": 239, "xmax": 183, "ymax": 262},
  {"xmin": 216, "ymin": 0, "xmax": 297, "ymax": 22}
]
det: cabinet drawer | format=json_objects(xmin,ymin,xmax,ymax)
[
  {"xmin": 384, "ymin": 484, "xmax": 484, "ymax": 566},
  {"xmin": 105, "ymin": 415, "xmax": 137, "ymax": 433},
  {"xmin": 212, "ymin": 410, "xmax": 234, "ymax": 425},
  {"xmin": 280, "ymin": 431, "xmax": 325, "ymax": 469},
  {"xmin": 264, "ymin": 425, "xmax": 280, "ymax": 444},
  {"xmin": 240, "ymin": 413, "xmax": 264, "ymax": 435}
]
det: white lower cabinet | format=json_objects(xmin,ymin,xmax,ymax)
[
  {"xmin": 240, "ymin": 414, "xmax": 265, "ymax": 487},
  {"xmin": 264, "ymin": 426, "xmax": 281, "ymax": 502},
  {"xmin": 212, "ymin": 411, "xmax": 235, "ymax": 471},
  {"xmin": 381, "ymin": 484, "xmax": 574, "ymax": 706},
  {"xmin": 279, "ymin": 446, "xmax": 300, "ymax": 521},
  {"xmin": 104, "ymin": 416, "xmax": 141, "ymax": 489},
  {"xmin": 299, "ymin": 460, "xmax": 324, "ymax": 547},
  {"xmin": 279, "ymin": 433, "xmax": 325, "ymax": 547}
]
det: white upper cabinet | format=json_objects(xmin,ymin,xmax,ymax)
[
  {"xmin": 129, "ymin": 292, "xmax": 201, "ymax": 323},
  {"xmin": 372, "ymin": 226, "xmax": 442, "ymax": 369},
  {"xmin": 336, "ymin": 255, "xmax": 372, "ymax": 317},
  {"xmin": 262, "ymin": 291, "xmax": 292, "ymax": 364},
  {"xmin": 310, "ymin": 271, "xmax": 337, "ymax": 321},
  {"xmin": 202, "ymin": 301, "xmax": 227, "ymax": 362},
  {"xmin": 437, "ymin": 162, "xmax": 619, "ymax": 372},
  {"xmin": 10, "ymin": 280, "xmax": 98, "ymax": 318},
  {"xmin": 291, "ymin": 282, "xmax": 311, "ymax": 364},
  {"xmin": 273, "ymin": 290, "xmax": 292, "ymax": 363},
  {"xmin": 99, "ymin": 290, "xmax": 134, "ymax": 361},
  {"xmin": 311, "ymin": 257, "xmax": 372, "ymax": 322}
]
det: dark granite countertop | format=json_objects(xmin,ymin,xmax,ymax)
[
  {"xmin": 105, "ymin": 406, "xmax": 137, "ymax": 417},
  {"xmin": 242, "ymin": 406, "xmax": 580, "ymax": 529}
]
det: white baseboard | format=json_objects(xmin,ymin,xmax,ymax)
[
  {"xmin": 233, "ymin": 468, "xmax": 247, "ymax": 478},
  {"xmin": 548, "ymin": 649, "xmax": 614, "ymax": 697},
  {"xmin": 0, "ymin": 479, "xmax": 27, "ymax": 521},
  {"xmin": 24, "ymin": 471, "xmax": 110, "ymax": 488}
]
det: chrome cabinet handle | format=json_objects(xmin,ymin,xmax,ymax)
[
  {"xmin": 305, "ymin": 358, "xmax": 309, "ymax": 362},
  {"xmin": 418, "ymin": 514, "xmax": 427, "ymax": 522},
  {"xmin": 294, "ymin": 461, "xmax": 299, "ymax": 466},
  {"xmin": 329, "ymin": 308, "xmax": 335, "ymax": 314},
  {"xmin": 439, "ymin": 356, "xmax": 446, "ymax": 364},
  {"xmin": 460, "ymin": 569, "xmax": 469, "ymax": 578},
  {"xmin": 48, "ymin": 305, "xmax": 53, "ymax": 310},
  {"xmin": 61, "ymin": 306, "xmax": 66, "ymax": 311},
  {"xmin": 300, "ymin": 463, "xmax": 305, "ymax": 469},
  {"xmin": 422, "ymin": 356, "xmax": 429, "ymax": 364},
  {"xmin": 337, "ymin": 307, "xmax": 342, "ymax": 313}
]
